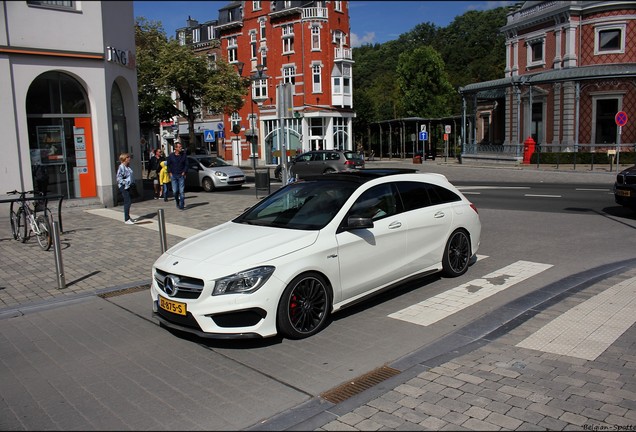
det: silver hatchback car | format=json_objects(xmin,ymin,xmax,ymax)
[{"xmin": 186, "ymin": 156, "xmax": 246, "ymax": 192}]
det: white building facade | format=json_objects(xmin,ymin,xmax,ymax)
[{"xmin": 1, "ymin": 1, "xmax": 139, "ymax": 207}]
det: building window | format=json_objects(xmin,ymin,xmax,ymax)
[
  {"xmin": 178, "ymin": 31, "xmax": 186, "ymax": 46},
  {"xmin": 250, "ymin": 32, "xmax": 257, "ymax": 59},
  {"xmin": 252, "ymin": 1, "xmax": 261, "ymax": 11},
  {"xmin": 192, "ymin": 28, "xmax": 200, "ymax": 43},
  {"xmin": 253, "ymin": 79, "xmax": 268, "ymax": 100},
  {"xmin": 207, "ymin": 25, "xmax": 215, "ymax": 40},
  {"xmin": 227, "ymin": 36, "xmax": 238, "ymax": 63},
  {"xmin": 311, "ymin": 26, "xmax": 321, "ymax": 51},
  {"xmin": 283, "ymin": 65, "xmax": 296, "ymax": 85},
  {"xmin": 282, "ymin": 24, "xmax": 294, "ymax": 53},
  {"xmin": 334, "ymin": 1, "xmax": 342, "ymax": 12},
  {"xmin": 526, "ymin": 37, "xmax": 545, "ymax": 68},
  {"xmin": 333, "ymin": 117, "xmax": 347, "ymax": 150},
  {"xmin": 595, "ymin": 24, "xmax": 625, "ymax": 55},
  {"xmin": 333, "ymin": 30, "xmax": 345, "ymax": 46},
  {"xmin": 27, "ymin": 0, "xmax": 74, "ymax": 10},
  {"xmin": 231, "ymin": 111, "xmax": 241, "ymax": 131},
  {"xmin": 594, "ymin": 98, "xmax": 620, "ymax": 144},
  {"xmin": 312, "ymin": 64, "xmax": 322, "ymax": 93},
  {"xmin": 283, "ymin": 0, "xmax": 291, "ymax": 7},
  {"xmin": 310, "ymin": 118, "xmax": 324, "ymax": 137},
  {"xmin": 206, "ymin": 53, "xmax": 217, "ymax": 70},
  {"xmin": 259, "ymin": 18, "xmax": 266, "ymax": 39}
]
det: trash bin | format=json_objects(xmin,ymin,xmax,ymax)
[{"xmin": 254, "ymin": 168, "xmax": 270, "ymax": 197}]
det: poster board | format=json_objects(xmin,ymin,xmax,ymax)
[{"xmin": 36, "ymin": 125, "xmax": 66, "ymax": 165}]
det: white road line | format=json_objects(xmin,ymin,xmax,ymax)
[
  {"xmin": 516, "ymin": 275, "xmax": 636, "ymax": 360},
  {"xmin": 524, "ymin": 194, "xmax": 562, "ymax": 198},
  {"xmin": 575, "ymin": 188, "xmax": 610, "ymax": 192},
  {"xmin": 458, "ymin": 186, "xmax": 531, "ymax": 190},
  {"xmin": 461, "ymin": 192, "xmax": 481, "ymax": 195},
  {"xmin": 389, "ymin": 260, "xmax": 553, "ymax": 327},
  {"xmin": 86, "ymin": 208, "xmax": 202, "ymax": 239}
]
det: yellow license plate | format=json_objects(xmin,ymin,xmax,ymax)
[
  {"xmin": 159, "ymin": 296, "xmax": 187, "ymax": 316},
  {"xmin": 616, "ymin": 189, "xmax": 631, "ymax": 197}
]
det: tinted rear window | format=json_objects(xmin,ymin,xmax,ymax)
[{"xmin": 395, "ymin": 181, "xmax": 461, "ymax": 210}]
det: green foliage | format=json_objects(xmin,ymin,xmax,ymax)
[
  {"xmin": 395, "ymin": 46, "xmax": 454, "ymax": 117},
  {"xmin": 352, "ymin": 7, "xmax": 509, "ymax": 143},
  {"xmin": 135, "ymin": 18, "xmax": 177, "ymax": 130},
  {"xmin": 136, "ymin": 18, "xmax": 250, "ymax": 151}
]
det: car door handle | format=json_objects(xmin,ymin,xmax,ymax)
[
  {"xmin": 389, "ymin": 221, "xmax": 402, "ymax": 229},
  {"xmin": 434, "ymin": 211, "xmax": 445, "ymax": 218}
]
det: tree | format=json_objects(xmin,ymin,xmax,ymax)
[
  {"xmin": 395, "ymin": 46, "xmax": 455, "ymax": 118},
  {"xmin": 135, "ymin": 18, "xmax": 178, "ymax": 132},
  {"xmin": 156, "ymin": 39, "xmax": 250, "ymax": 151}
]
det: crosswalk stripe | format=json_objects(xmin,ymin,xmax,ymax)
[
  {"xmin": 388, "ymin": 260, "xmax": 553, "ymax": 327},
  {"xmin": 516, "ymin": 275, "xmax": 636, "ymax": 360}
]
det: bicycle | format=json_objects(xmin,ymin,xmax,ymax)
[{"xmin": 7, "ymin": 190, "xmax": 52, "ymax": 251}]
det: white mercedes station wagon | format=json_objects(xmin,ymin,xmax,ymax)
[{"xmin": 151, "ymin": 169, "xmax": 481, "ymax": 339}]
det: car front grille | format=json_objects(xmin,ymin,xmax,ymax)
[
  {"xmin": 617, "ymin": 174, "xmax": 636, "ymax": 185},
  {"xmin": 154, "ymin": 269, "xmax": 204, "ymax": 299}
]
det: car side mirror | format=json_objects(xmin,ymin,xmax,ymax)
[{"xmin": 345, "ymin": 216, "xmax": 373, "ymax": 230}]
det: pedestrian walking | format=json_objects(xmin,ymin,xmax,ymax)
[
  {"xmin": 166, "ymin": 142, "xmax": 187, "ymax": 210},
  {"xmin": 116, "ymin": 152, "xmax": 135, "ymax": 224},
  {"xmin": 158, "ymin": 160, "xmax": 171, "ymax": 202}
]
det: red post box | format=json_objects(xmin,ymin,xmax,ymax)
[{"xmin": 523, "ymin": 136, "xmax": 536, "ymax": 164}]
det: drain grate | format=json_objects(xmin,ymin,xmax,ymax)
[
  {"xmin": 98, "ymin": 284, "xmax": 150, "ymax": 299},
  {"xmin": 320, "ymin": 365, "xmax": 401, "ymax": 404}
]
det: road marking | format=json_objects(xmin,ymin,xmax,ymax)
[
  {"xmin": 86, "ymin": 208, "xmax": 202, "ymax": 239},
  {"xmin": 458, "ymin": 186, "xmax": 530, "ymax": 190},
  {"xmin": 575, "ymin": 188, "xmax": 610, "ymax": 192},
  {"xmin": 524, "ymin": 194, "xmax": 562, "ymax": 198},
  {"xmin": 516, "ymin": 275, "xmax": 636, "ymax": 360},
  {"xmin": 389, "ymin": 260, "xmax": 553, "ymax": 327}
]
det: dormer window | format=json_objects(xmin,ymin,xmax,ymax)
[{"xmin": 595, "ymin": 24, "xmax": 626, "ymax": 55}]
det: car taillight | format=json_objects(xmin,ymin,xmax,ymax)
[
  {"xmin": 344, "ymin": 160, "xmax": 355, "ymax": 166},
  {"xmin": 470, "ymin": 203, "xmax": 479, "ymax": 214}
]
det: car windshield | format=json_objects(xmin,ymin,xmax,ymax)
[
  {"xmin": 197, "ymin": 157, "xmax": 230, "ymax": 168},
  {"xmin": 234, "ymin": 180, "xmax": 359, "ymax": 230}
]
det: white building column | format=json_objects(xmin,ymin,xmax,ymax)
[
  {"xmin": 553, "ymin": 28, "xmax": 562, "ymax": 69},
  {"xmin": 563, "ymin": 23, "xmax": 578, "ymax": 67}
]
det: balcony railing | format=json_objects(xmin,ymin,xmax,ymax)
[
  {"xmin": 334, "ymin": 47, "xmax": 352, "ymax": 61},
  {"xmin": 302, "ymin": 7, "xmax": 327, "ymax": 20}
]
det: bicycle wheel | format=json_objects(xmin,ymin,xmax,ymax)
[
  {"xmin": 9, "ymin": 205, "xmax": 19, "ymax": 240},
  {"xmin": 15, "ymin": 207, "xmax": 27, "ymax": 243},
  {"xmin": 35, "ymin": 215, "xmax": 52, "ymax": 251}
]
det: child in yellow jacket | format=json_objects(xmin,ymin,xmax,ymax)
[{"xmin": 159, "ymin": 160, "xmax": 171, "ymax": 202}]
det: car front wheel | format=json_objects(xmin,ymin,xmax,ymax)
[
  {"xmin": 277, "ymin": 273, "xmax": 331, "ymax": 339},
  {"xmin": 202, "ymin": 177, "xmax": 215, "ymax": 192},
  {"xmin": 442, "ymin": 229, "xmax": 471, "ymax": 277}
]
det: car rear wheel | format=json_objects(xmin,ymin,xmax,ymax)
[
  {"xmin": 323, "ymin": 168, "xmax": 336, "ymax": 174},
  {"xmin": 277, "ymin": 273, "xmax": 330, "ymax": 339},
  {"xmin": 202, "ymin": 177, "xmax": 215, "ymax": 192},
  {"xmin": 442, "ymin": 229, "xmax": 471, "ymax": 277}
]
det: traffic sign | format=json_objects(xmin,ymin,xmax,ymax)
[
  {"xmin": 445, "ymin": 125, "xmax": 452, "ymax": 134},
  {"xmin": 615, "ymin": 111, "xmax": 628, "ymax": 127},
  {"xmin": 419, "ymin": 131, "xmax": 428, "ymax": 141},
  {"xmin": 204, "ymin": 130, "xmax": 215, "ymax": 142},
  {"xmin": 420, "ymin": 125, "xmax": 426, "ymax": 132}
]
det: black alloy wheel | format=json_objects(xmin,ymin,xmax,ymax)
[
  {"xmin": 277, "ymin": 273, "xmax": 330, "ymax": 339},
  {"xmin": 442, "ymin": 229, "xmax": 471, "ymax": 277}
]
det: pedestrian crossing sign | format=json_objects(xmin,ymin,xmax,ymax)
[{"xmin": 204, "ymin": 130, "xmax": 215, "ymax": 142}]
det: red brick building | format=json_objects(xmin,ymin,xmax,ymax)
[
  {"xmin": 173, "ymin": 1, "xmax": 355, "ymax": 167},
  {"xmin": 459, "ymin": 1, "xmax": 636, "ymax": 161}
]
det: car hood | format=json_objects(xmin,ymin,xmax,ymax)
[
  {"xmin": 619, "ymin": 165, "xmax": 636, "ymax": 176},
  {"xmin": 165, "ymin": 221, "xmax": 319, "ymax": 266},
  {"xmin": 202, "ymin": 165, "xmax": 244, "ymax": 176}
]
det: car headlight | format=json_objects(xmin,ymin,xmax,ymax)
[
  {"xmin": 214, "ymin": 171, "xmax": 228, "ymax": 178},
  {"xmin": 212, "ymin": 266, "xmax": 275, "ymax": 295}
]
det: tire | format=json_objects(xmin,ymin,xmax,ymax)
[
  {"xmin": 202, "ymin": 177, "xmax": 215, "ymax": 192},
  {"xmin": 323, "ymin": 168, "xmax": 337, "ymax": 174},
  {"xmin": 35, "ymin": 215, "xmax": 52, "ymax": 251},
  {"xmin": 442, "ymin": 229, "xmax": 471, "ymax": 277},
  {"xmin": 9, "ymin": 208, "xmax": 19, "ymax": 240},
  {"xmin": 277, "ymin": 273, "xmax": 331, "ymax": 339},
  {"xmin": 274, "ymin": 166, "xmax": 282, "ymax": 182},
  {"xmin": 15, "ymin": 208, "xmax": 27, "ymax": 243}
]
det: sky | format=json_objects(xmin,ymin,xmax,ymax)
[{"xmin": 133, "ymin": 1, "xmax": 515, "ymax": 47}]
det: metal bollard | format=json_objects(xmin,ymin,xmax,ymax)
[
  {"xmin": 52, "ymin": 221, "xmax": 66, "ymax": 289},
  {"xmin": 157, "ymin": 209, "xmax": 167, "ymax": 253}
]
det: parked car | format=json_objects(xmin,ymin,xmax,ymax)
[
  {"xmin": 151, "ymin": 168, "xmax": 482, "ymax": 340},
  {"xmin": 274, "ymin": 150, "xmax": 364, "ymax": 181},
  {"xmin": 614, "ymin": 164, "xmax": 636, "ymax": 209},
  {"xmin": 186, "ymin": 155, "xmax": 245, "ymax": 192}
]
